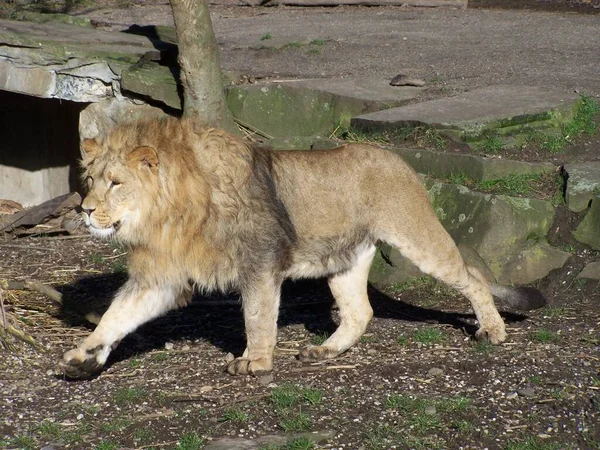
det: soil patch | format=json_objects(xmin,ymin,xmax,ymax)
[{"xmin": 1, "ymin": 220, "xmax": 599, "ymax": 449}]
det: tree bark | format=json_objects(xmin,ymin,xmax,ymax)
[{"xmin": 170, "ymin": 0, "xmax": 237, "ymax": 132}]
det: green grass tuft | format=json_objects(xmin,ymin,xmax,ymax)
[
  {"xmin": 302, "ymin": 388, "xmax": 324, "ymax": 405},
  {"xmin": 221, "ymin": 407, "xmax": 250, "ymax": 423},
  {"xmin": 175, "ymin": 432, "xmax": 205, "ymax": 450},
  {"xmin": 95, "ymin": 441, "xmax": 118, "ymax": 450},
  {"xmin": 413, "ymin": 328, "xmax": 446, "ymax": 345},
  {"xmin": 311, "ymin": 331, "xmax": 329, "ymax": 346},
  {"xmin": 529, "ymin": 328, "xmax": 561, "ymax": 344},
  {"xmin": 478, "ymin": 135, "xmax": 505, "ymax": 153},
  {"xmin": 113, "ymin": 386, "xmax": 147, "ymax": 406},
  {"xmin": 270, "ymin": 383, "xmax": 302, "ymax": 409},
  {"xmin": 280, "ymin": 412, "xmax": 312, "ymax": 432}
]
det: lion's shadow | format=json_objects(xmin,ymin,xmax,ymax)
[{"xmin": 56, "ymin": 273, "xmax": 527, "ymax": 371}]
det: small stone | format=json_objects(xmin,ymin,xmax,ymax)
[
  {"xmin": 390, "ymin": 73, "xmax": 426, "ymax": 87},
  {"xmin": 518, "ymin": 387, "xmax": 536, "ymax": 397},
  {"xmin": 225, "ymin": 352, "xmax": 235, "ymax": 363},
  {"xmin": 506, "ymin": 392, "xmax": 518, "ymax": 400},
  {"xmin": 182, "ymin": 345, "xmax": 191, "ymax": 351},
  {"xmin": 258, "ymin": 374, "xmax": 274, "ymax": 386},
  {"xmin": 424, "ymin": 405, "xmax": 437, "ymax": 415},
  {"xmin": 427, "ymin": 367, "xmax": 444, "ymax": 378},
  {"xmin": 164, "ymin": 342, "xmax": 174, "ymax": 350},
  {"xmin": 76, "ymin": 413, "xmax": 84, "ymax": 420},
  {"xmin": 367, "ymin": 348, "xmax": 377, "ymax": 355}
]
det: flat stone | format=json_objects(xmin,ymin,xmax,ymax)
[
  {"xmin": 0, "ymin": 61, "xmax": 55, "ymax": 97},
  {"xmin": 204, "ymin": 431, "xmax": 335, "ymax": 450},
  {"xmin": 121, "ymin": 61, "xmax": 181, "ymax": 110},
  {"xmin": 0, "ymin": 19, "xmax": 160, "ymax": 103},
  {"xmin": 427, "ymin": 367, "xmax": 444, "ymax": 378},
  {"xmin": 576, "ymin": 262, "xmax": 600, "ymax": 280},
  {"xmin": 352, "ymin": 85, "xmax": 579, "ymax": 143},
  {"xmin": 564, "ymin": 162, "xmax": 600, "ymax": 212},
  {"xmin": 79, "ymin": 98, "xmax": 166, "ymax": 141},
  {"xmin": 518, "ymin": 387, "xmax": 536, "ymax": 397},
  {"xmin": 391, "ymin": 147, "xmax": 555, "ymax": 182},
  {"xmin": 227, "ymin": 78, "xmax": 422, "ymax": 138},
  {"xmin": 424, "ymin": 405, "xmax": 437, "ymax": 415},
  {"xmin": 498, "ymin": 241, "xmax": 571, "ymax": 286},
  {"xmin": 573, "ymin": 199, "xmax": 600, "ymax": 250},
  {"xmin": 291, "ymin": 78, "xmax": 423, "ymax": 105}
]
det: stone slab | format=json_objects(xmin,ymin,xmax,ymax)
[
  {"xmin": 227, "ymin": 78, "xmax": 422, "ymax": 138},
  {"xmin": 0, "ymin": 19, "xmax": 153, "ymax": 51},
  {"xmin": 573, "ymin": 199, "xmax": 600, "ymax": 250},
  {"xmin": 577, "ymin": 261, "xmax": 600, "ymax": 280},
  {"xmin": 0, "ymin": 18, "xmax": 155, "ymax": 100},
  {"xmin": 79, "ymin": 99, "xmax": 167, "ymax": 142},
  {"xmin": 204, "ymin": 431, "xmax": 335, "ymax": 450},
  {"xmin": 498, "ymin": 241, "xmax": 570, "ymax": 286},
  {"xmin": 290, "ymin": 78, "xmax": 423, "ymax": 105},
  {"xmin": 564, "ymin": 162, "xmax": 600, "ymax": 212},
  {"xmin": 0, "ymin": 61, "xmax": 55, "ymax": 97},
  {"xmin": 390, "ymin": 147, "xmax": 555, "ymax": 181},
  {"xmin": 121, "ymin": 61, "xmax": 181, "ymax": 110},
  {"xmin": 351, "ymin": 85, "xmax": 579, "ymax": 141}
]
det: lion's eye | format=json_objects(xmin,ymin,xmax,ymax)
[{"xmin": 108, "ymin": 180, "xmax": 121, "ymax": 189}]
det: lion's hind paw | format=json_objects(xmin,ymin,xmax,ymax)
[
  {"xmin": 475, "ymin": 325, "xmax": 506, "ymax": 345},
  {"xmin": 298, "ymin": 345, "xmax": 340, "ymax": 362}
]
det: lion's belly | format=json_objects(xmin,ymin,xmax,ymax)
[{"xmin": 284, "ymin": 236, "xmax": 374, "ymax": 280}]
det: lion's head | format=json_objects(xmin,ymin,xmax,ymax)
[
  {"xmin": 80, "ymin": 135, "xmax": 160, "ymax": 241},
  {"xmin": 79, "ymin": 117, "xmax": 255, "ymax": 252}
]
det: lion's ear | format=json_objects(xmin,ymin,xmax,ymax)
[
  {"xmin": 81, "ymin": 138, "xmax": 101, "ymax": 159},
  {"xmin": 128, "ymin": 146, "xmax": 159, "ymax": 175}
]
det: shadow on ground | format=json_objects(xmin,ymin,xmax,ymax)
[{"xmin": 55, "ymin": 274, "xmax": 529, "ymax": 372}]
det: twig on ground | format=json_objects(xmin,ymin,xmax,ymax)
[
  {"xmin": 0, "ymin": 285, "xmax": 45, "ymax": 351},
  {"xmin": 234, "ymin": 118, "xmax": 274, "ymax": 140},
  {"xmin": 23, "ymin": 281, "xmax": 63, "ymax": 304},
  {"xmin": 290, "ymin": 364, "xmax": 358, "ymax": 373},
  {"xmin": 0, "ymin": 286, "xmax": 7, "ymax": 330}
]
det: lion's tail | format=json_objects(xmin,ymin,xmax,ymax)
[{"xmin": 489, "ymin": 284, "xmax": 547, "ymax": 311}]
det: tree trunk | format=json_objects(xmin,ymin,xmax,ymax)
[{"xmin": 170, "ymin": 0, "xmax": 237, "ymax": 133}]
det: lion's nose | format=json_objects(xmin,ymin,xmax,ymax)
[{"xmin": 83, "ymin": 208, "xmax": 95, "ymax": 216}]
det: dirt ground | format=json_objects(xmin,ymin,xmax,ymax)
[
  {"xmin": 1, "ymin": 1, "xmax": 600, "ymax": 450},
  {"xmin": 1, "ymin": 216, "xmax": 599, "ymax": 449}
]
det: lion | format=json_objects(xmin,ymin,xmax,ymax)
[{"xmin": 59, "ymin": 116, "xmax": 546, "ymax": 378}]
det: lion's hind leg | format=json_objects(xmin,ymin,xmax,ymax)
[
  {"xmin": 384, "ymin": 227, "xmax": 506, "ymax": 345},
  {"xmin": 59, "ymin": 280, "xmax": 191, "ymax": 379},
  {"xmin": 299, "ymin": 244, "xmax": 376, "ymax": 361}
]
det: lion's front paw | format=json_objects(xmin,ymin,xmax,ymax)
[
  {"xmin": 226, "ymin": 357, "xmax": 273, "ymax": 376},
  {"xmin": 475, "ymin": 325, "xmax": 506, "ymax": 345},
  {"xmin": 58, "ymin": 345, "xmax": 107, "ymax": 379},
  {"xmin": 298, "ymin": 345, "xmax": 340, "ymax": 361}
]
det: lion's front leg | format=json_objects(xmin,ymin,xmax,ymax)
[
  {"xmin": 59, "ymin": 280, "xmax": 189, "ymax": 379},
  {"xmin": 227, "ymin": 274, "xmax": 281, "ymax": 376}
]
